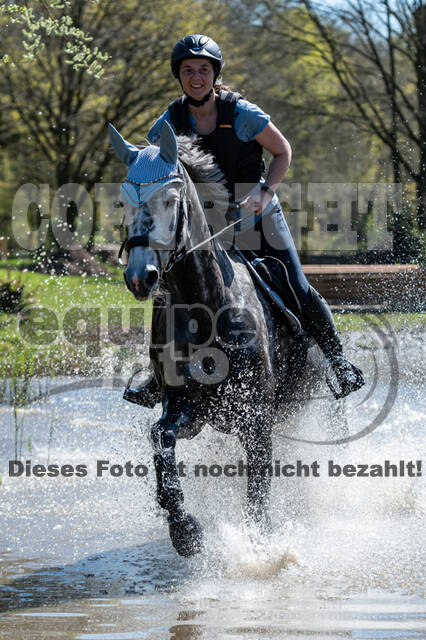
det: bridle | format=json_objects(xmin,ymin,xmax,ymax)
[
  {"xmin": 118, "ymin": 166, "xmax": 251, "ymax": 274},
  {"xmin": 117, "ymin": 170, "xmax": 189, "ymax": 273}
]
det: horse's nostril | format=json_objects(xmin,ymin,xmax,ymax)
[{"xmin": 145, "ymin": 268, "xmax": 159, "ymax": 287}]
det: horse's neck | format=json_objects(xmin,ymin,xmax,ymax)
[
  {"xmin": 182, "ymin": 246, "xmax": 227, "ymax": 308},
  {"xmin": 167, "ymin": 236, "xmax": 227, "ymax": 310},
  {"xmin": 166, "ymin": 178, "xmax": 227, "ymax": 309}
]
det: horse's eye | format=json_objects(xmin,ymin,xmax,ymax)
[
  {"xmin": 114, "ymin": 201, "xmax": 124, "ymax": 208},
  {"xmin": 166, "ymin": 198, "xmax": 178, "ymax": 208}
]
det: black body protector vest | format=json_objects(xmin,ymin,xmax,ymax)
[{"xmin": 168, "ymin": 90, "xmax": 264, "ymax": 200}]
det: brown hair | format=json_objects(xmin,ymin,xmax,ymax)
[{"xmin": 214, "ymin": 82, "xmax": 245, "ymax": 98}]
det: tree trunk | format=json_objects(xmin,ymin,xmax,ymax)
[{"xmin": 414, "ymin": 5, "xmax": 426, "ymax": 229}]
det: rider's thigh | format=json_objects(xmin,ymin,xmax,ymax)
[{"xmin": 259, "ymin": 206, "xmax": 311, "ymax": 304}]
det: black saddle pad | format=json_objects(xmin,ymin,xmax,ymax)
[{"xmin": 252, "ymin": 255, "xmax": 302, "ymax": 320}]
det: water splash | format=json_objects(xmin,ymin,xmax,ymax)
[{"xmin": 215, "ymin": 522, "xmax": 299, "ymax": 578}]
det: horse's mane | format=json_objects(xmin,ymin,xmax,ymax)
[
  {"xmin": 136, "ymin": 136, "xmax": 229, "ymax": 221},
  {"xmin": 176, "ymin": 135, "xmax": 225, "ymax": 186},
  {"xmin": 136, "ymin": 136, "xmax": 226, "ymax": 186}
]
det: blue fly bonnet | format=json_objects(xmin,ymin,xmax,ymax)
[
  {"xmin": 108, "ymin": 121, "xmax": 184, "ymax": 208},
  {"xmin": 109, "ymin": 121, "xmax": 188, "ymax": 266}
]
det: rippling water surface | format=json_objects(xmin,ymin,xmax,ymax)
[{"xmin": 0, "ymin": 327, "xmax": 424, "ymax": 639}]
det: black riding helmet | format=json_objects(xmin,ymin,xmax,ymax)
[{"xmin": 171, "ymin": 34, "xmax": 223, "ymax": 82}]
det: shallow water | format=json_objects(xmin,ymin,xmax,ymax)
[{"xmin": 0, "ymin": 326, "xmax": 425, "ymax": 639}]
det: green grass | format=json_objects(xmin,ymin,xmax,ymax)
[
  {"xmin": 0, "ymin": 263, "xmax": 152, "ymax": 378},
  {"xmin": 0, "ymin": 265, "xmax": 152, "ymax": 321},
  {"xmin": 334, "ymin": 311, "xmax": 425, "ymax": 332},
  {"xmin": 0, "ymin": 258, "xmax": 35, "ymax": 270},
  {"xmin": 0, "ymin": 264, "xmax": 135, "ymax": 309}
]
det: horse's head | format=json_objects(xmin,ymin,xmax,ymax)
[{"xmin": 109, "ymin": 121, "xmax": 188, "ymax": 300}]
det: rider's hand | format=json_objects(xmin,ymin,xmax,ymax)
[{"xmin": 239, "ymin": 190, "xmax": 272, "ymax": 217}]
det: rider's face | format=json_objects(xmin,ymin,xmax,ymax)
[{"xmin": 179, "ymin": 58, "xmax": 214, "ymax": 100}]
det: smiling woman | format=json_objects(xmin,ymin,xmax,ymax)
[{"xmin": 180, "ymin": 60, "xmax": 215, "ymax": 105}]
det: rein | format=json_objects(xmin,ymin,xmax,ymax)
[
  {"xmin": 161, "ymin": 203, "xmax": 269, "ymax": 270},
  {"xmin": 118, "ymin": 166, "xmax": 259, "ymax": 273}
]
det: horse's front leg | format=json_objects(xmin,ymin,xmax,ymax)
[
  {"xmin": 239, "ymin": 416, "xmax": 273, "ymax": 534},
  {"xmin": 150, "ymin": 390, "xmax": 203, "ymax": 556}
]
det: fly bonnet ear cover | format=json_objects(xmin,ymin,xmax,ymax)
[{"xmin": 108, "ymin": 121, "xmax": 183, "ymax": 208}]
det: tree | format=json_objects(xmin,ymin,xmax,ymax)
[
  {"xmin": 257, "ymin": 0, "xmax": 425, "ymax": 250},
  {"xmin": 1, "ymin": 0, "xmax": 188, "ymax": 191},
  {"xmin": 224, "ymin": 0, "xmax": 392, "ymax": 260},
  {"xmin": 226, "ymin": 0, "xmax": 381, "ymax": 186},
  {"xmin": 0, "ymin": 0, "xmax": 230, "ymax": 249}
]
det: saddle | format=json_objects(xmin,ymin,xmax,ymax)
[{"xmin": 233, "ymin": 248, "xmax": 304, "ymax": 337}]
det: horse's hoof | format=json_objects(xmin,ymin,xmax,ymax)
[{"xmin": 168, "ymin": 511, "xmax": 203, "ymax": 557}]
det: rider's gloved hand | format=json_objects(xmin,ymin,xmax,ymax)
[{"xmin": 239, "ymin": 188, "xmax": 273, "ymax": 217}]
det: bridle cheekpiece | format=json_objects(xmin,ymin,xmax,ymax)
[{"xmin": 118, "ymin": 165, "xmax": 188, "ymax": 272}]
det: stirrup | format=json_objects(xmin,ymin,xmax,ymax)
[{"xmin": 326, "ymin": 356, "xmax": 365, "ymax": 399}]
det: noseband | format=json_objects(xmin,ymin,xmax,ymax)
[
  {"xmin": 118, "ymin": 172, "xmax": 188, "ymax": 273},
  {"xmin": 118, "ymin": 168, "xmax": 250, "ymax": 274}
]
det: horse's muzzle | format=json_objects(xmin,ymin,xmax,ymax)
[{"xmin": 124, "ymin": 264, "xmax": 159, "ymax": 300}]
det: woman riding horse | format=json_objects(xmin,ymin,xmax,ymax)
[{"xmin": 125, "ymin": 33, "xmax": 364, "ymax": 405}]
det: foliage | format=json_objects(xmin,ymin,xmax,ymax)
[
  {"xmin": 0, "ymin": 0, "xmax": 108, "ymax": 77},
  {"xmin": 0, "ymin": 0, "xmax": 228, "ymax": 188},
  {"xmin": 0, "ymin": 0, "xmax": 230, "ymax": 250},
  {"xmin": 0, "ymin": 0, "xmax": 422, "ymax": 261},
  {"xmin": 0, "ymin": 349, "xmax": 38, "ymax": 406},
  {"xmin": 225, "ymin": 1, "xmax": 380, "ymax": 185},
  {"xmin": 249, "ymin": 0, "xmax": 425, "ymax": 251},
  {"xmin": 0, "ymin": 263, "xmax": 152, "ymax": 378}
]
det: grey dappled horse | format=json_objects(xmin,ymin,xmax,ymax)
[{"xmin": 109, "ymin": 121, "xmax": 315, "ymax": 556}]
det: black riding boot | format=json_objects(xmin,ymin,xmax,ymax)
[
  {"xmin": 123, "ymin": 369, "xmax": 161, "ymax": 407},
  {"xmin": 302, "ymin": 286, "xmax": 365, "ymax": 399}
]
